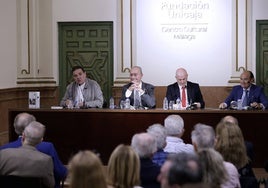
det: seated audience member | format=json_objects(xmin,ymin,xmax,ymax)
[
  {"xmin": 197, "ymin": 148, "xmax": 229, "ymax": 188},
  {"xmin": 163, "ymin": 115, "xmax": 194, "ymax": 154},
  {"xmin": 166, "ymin": 67, "xmax": 205, "ymax": 109},
  {"xmin": 107, "ymin": 144, "xmax": 142, "ymax": 188},
  {"xmin": 191, "ymin": 123, "xmax": 241, "ymax": 188},
  {"xmin": 60, "ymin": 65, "xmax": 104, "ymax": 108},
  {"xmin": 215, "ymin": 117, "xmax": 258, "ymax": 188},
  {"xmin": 219, "ymin": 70, "xmax": 268, "ymax": 109},
  {"xmin": 157, "ymin": 152, "xmax": 203, "ymax": 188},
  {"xmin": 0, "ymin": 121, "xmax": 55, "ymax": 188},
  {"xmin": 147, "ymin": 123, "xmax": 169, "ymax": 166},
  {"xmin": 131, "ymin": 132, "xmax": 160, "ymax": 188},
  {"xmin": 68, "ymin": 150, "xmax": 107, "ymax": 188},
  {"xmin": 120, "ymin": 66, "xmax": 156, "ymax": 109},
  {"xmin": 0, "ymin": 112, "xmax": 67, "ymax": 188},
  {"xmin": 220, "ymin": 115, "xmax": 254, "ymax": 161}
]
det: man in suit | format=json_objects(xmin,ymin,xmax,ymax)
[
  {"xmin": 120, "ymin": 66, "xmax": 156, "ymax": 109},
  {"xmin": 0, "ymin": 121, "xmax": 55, "ymax": 188},
  {"xmin": 219, "ymin": 70, "xmax": 268, "ymax": 109},
  {"xmin": 0, "ymin": 112, "xmax": 67, "ymax": 188},
  {"xmin": 166, "ymin": 68, "xmax": 205, "ymax": 109}
]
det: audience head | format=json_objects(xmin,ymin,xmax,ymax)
[
  {"xmin": 22, "ymin": 121, "xmax": 45, "ymax": 146},
  {"xmin": 68, "ymin": 150, "xmax": 107, "ymax": 188},
  {"xmin": 130, "ymin": 66, "xmax": 143, "ymax": 84},
  {"xmin": 197, "ymin": 148, "xmax": 228, "ymax": 188},
  {"xmin": 158, "ymin": 152, "xmax": 202, "ymax": 188},
  {"xmin": 147, "ymin": 123, "xmax": 167, "ymax": 150},
  {"xmin": 221, "ymin": 115, "xmax": 238, "ymax": 125},
  {"xmin": 215, "ymin": 118, "xmax": 248, "ymax": 168},
  {"xmin": 191, "ymin": 123, "xmax": 215, "ymax": 151},
  {"xmin": 240, "ymin": 70, "xmax": 254, "ymax": 89},
  {"xmin": 164, "ymin": 115, "xmax": 184, "ymax": 137},
  {"xmin": 14, "ymin": 112, "xmax": 36, "ymax": 135},
  {"xmin": 107, "ymin": 144, "xmax": 140, "ymax": 188},
  {"xmin": 131, "ymin": 132, "xmax": 157, "ymax": 158},
  {"xmin": 175, "ymin": 68, "xmax": 188, "ymax": 87},
  {"xmin": 71, "ymin": 65, "xmax": 87, "ymax": 85}
]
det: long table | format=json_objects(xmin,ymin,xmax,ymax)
[{"xmin": 8, "ymin": 108, "xmax": 268, "ymax": 167}]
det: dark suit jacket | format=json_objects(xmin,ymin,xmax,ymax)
[
  {"xmin": 0, "ymin": 145, "xmax": 55, "ymax": 188},
  {"xmin": 166, "ymin": 81, "xmax": 205, "ymax": 108},
  {"xmin": 0, "ymin": 137, "xmax": 67, "ymax": 188},
  {"xmin": 224, "ymin": 84, "xmax": 268, "ymax": 109},
  {"xmin": 140, "ymin": 158, "xmax": 160, "ymax": 188},
  {"xmin": 121, "ymin": 82, "xmax": 156, "ymax": 108}
]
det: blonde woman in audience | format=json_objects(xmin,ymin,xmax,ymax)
[
  {"xmin": 191, "ymin": 123, "xmax": 241, "ymax": 188},
  {"xmin": 215, "ymin": 117, "xmax": 254, "ymax": 175},
  {"xmin": 197, "ymin": 148, "xmax": 229, "ymax": 188},
  {"xmin": 215, "ymin": 118, "xmax": 258, "ymax": 187},
  {"xmin": 107, "ymin": 144, "xmax": 142, "ymax": 188},
  {"xmin": 68, "ymin": 150, "xmax": 107, "ymax": 188}
]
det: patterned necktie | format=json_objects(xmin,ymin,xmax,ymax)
[
  {"xmin": 242, "ymin": 90, "xmax": 249, "ymax": 107},
  {"xmin": 182, "ymin": 86, "xmax": 186, "ymax": 107},
  {"xmin": 134, "ymin": 89, "xmax": 140, "ymax": 109}
]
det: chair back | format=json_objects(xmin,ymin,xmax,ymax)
[
  {"xmin": 239, "ymin": 176, "xmax": 259, "ymax": 188},
  {"xmin": 0, "ymin": 175, "xmax": 47, "ymax": 188}
]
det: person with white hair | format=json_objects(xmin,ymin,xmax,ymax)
[
  {"xmin": 191, "ymin": 123, "xmax": 241, "ymax": 188},
  {"xmin": 131, "ymin": 132, "xmax": 160, "ymax": 188},
  {"xmin": 0, "ymin": 121, "xmax": 55, "ymax": 188},
  {"xmin": 147, "ymin": 123, "xmax": 169, "ymax": 166},
  {"xmin": 0, "ymin": 112, "xmax": 67, "ymax": 188},
  {"xmin": 163, "ymin": 115, "xmax": 194, "ymax": 154}
]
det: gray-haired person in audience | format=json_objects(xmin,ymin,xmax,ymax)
[
  {"xmin": 163, "ymin": 115, "xmax": 194, "ymax": 154},
  {"xmin": 147, "ymin": 123, "xmax": 169, "ymax": 166},
  {"xmin": 191, "ymin": 123, "xmax": 241, "ymax": 188},
  {"xmin": 0, "ymin": 121, "xmax": 55, "ymax": 188},
  {"xmin": 131, "ymin": 132, "xmax": 160, "ymax": 188},
  {"xmin": 157, "ymin": 152, "xmax": 203, "ymax": 188},
  {"xmin": 0, "ymin": 112, "xmax": 67, "ymax": 188}
]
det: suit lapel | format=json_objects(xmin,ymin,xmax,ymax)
[
  {"xmin": 186, "ymin": 82, "xmax": 191, "ymax": 103},
  {"xmin": 175, "ymin": 84, "xmax": 180, "ymax": 99}
]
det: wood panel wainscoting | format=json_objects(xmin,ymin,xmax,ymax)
[
  {"xmin": 8, "ymin": 108, "xmax": 268, "ymax": 168},
  {"xmin": 0, "ymin": 87, "xmax": 59, "ymax": 146},
  {"xmin": 112, "ymin": 86, "xmax": 232, "ymax": 108}
]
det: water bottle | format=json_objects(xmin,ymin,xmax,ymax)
[
  {"xmin": 176, "ymin": 97, "xmax": 181, "ymax": 110},
  {"xmin": 169, "ymin": 100, "xmax": 174, "ymax": 110},
  {"xmin": 163, "ymin": 97, "xmax": 168, "ymax": 110},
  {"xmin": 109, "ymin": 97, "xmax": 115, "ymax": 109},
  {"xmin": 125, "ymin": 98, "xmax": 130, "ymax": 109}
]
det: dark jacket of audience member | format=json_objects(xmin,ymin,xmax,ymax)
[
  {"xmin": 131, "ymin": 133, "xmax": 160, "ymax": 188},
  {"xmin": 0, "ymin": 112, "xmax": 67, "ymax": 188}
]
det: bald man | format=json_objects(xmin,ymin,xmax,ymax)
[
  {"xmin": 120, "ymin": 66, "xmax": 156, "ymax": 109},
  {"xmin": 166, "ymin": 68, "xmax": 205, "ymax": 109},
  {"xmin": 219, "ymin": 71, "xmax": 268, "ymax": 109}
]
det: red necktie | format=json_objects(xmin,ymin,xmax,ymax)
[{"xmin": 182, "ymin": 86, "xmax": 186, "ymax": 107}]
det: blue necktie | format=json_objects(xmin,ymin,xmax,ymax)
[{"xmin": 242, "ymin": 90, "xmax": 249, "ymax": 107}]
